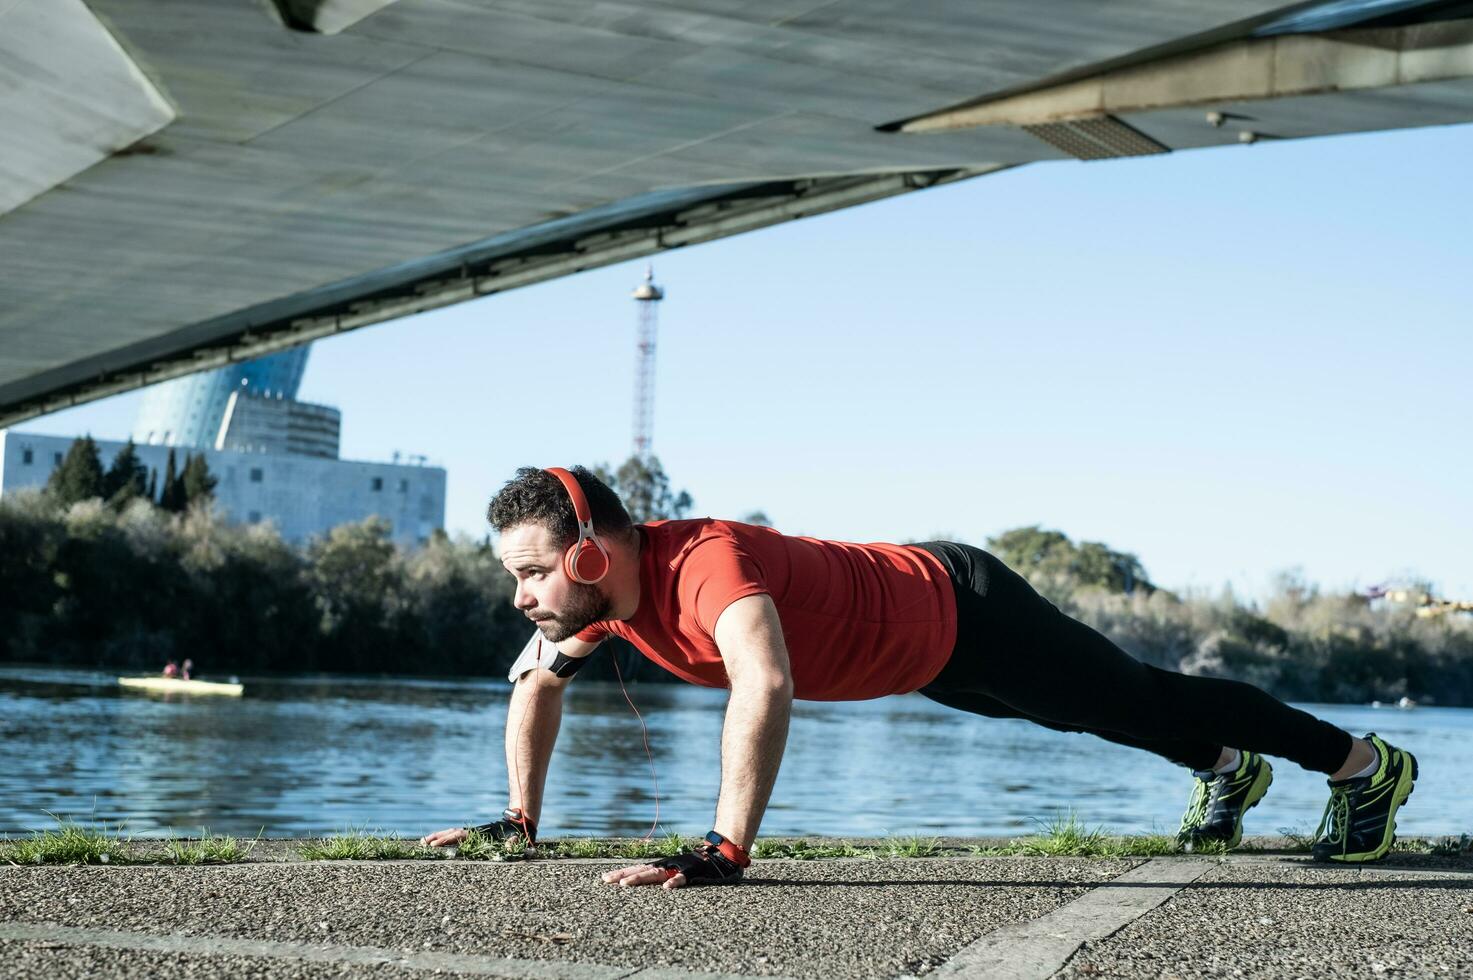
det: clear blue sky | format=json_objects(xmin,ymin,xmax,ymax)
[{"xmin": 27, "ymin": 122, "xmax": 1473, "ymax": 601}]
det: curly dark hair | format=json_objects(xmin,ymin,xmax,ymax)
[{"xmin": 487, "ymin": 466, "xmax": 633, "ymax": 548}]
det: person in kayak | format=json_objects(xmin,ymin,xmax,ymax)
[
  {"xmin": 421, "ymin": 466, "xmax": 1419, "ymax": 884},
  {"xmin": 162, "ymin": 660, "xmax": 180, "ymax": 679}
]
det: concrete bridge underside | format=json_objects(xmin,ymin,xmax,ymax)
[{"xmin": 4, "ymin": 0, "xmax": 1473, "ymax": 427}]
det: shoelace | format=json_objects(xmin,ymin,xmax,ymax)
[
  {"xmin": 1316, "ymin": 786, "xmax": 1351, "ymax": 848},
  {"xmin": 1180, "ymin": 778, "xmax": 1211, "ymax": 833},
  {"xmin": 1206, "ymin": 772, "xmax": 1236, "ymax": 810}
]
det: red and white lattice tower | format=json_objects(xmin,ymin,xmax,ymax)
[{"xmin": 630, "ymin": 265, "xmax": 664, "ymax": 459}]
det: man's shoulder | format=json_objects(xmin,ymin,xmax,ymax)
[
  {"xmin": 642, "ymin": 516, "xmax": 763, "ymax": 531},
  {"xmin": 643, "ymin": 517, "xmax": 780, "ymax": 545},
  {"xmin": 640, "ymin": 519, "xmax": 778, "ymax": 581},
  {"xmin": 644, "ymin": 519, "xmax": 935, "ymax": 555}
]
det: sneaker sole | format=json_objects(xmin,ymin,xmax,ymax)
[{"xmin": 1319, "ymin": 751, "xmax": 1418, "ymax": 863}]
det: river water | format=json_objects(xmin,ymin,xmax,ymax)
[{"xmin": 2, "ymin": 665, "xmax": 1468, "ymax": 840}]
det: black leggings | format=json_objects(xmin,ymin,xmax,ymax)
[{"xmin": 914, "ymin": 542, "xmax": 1352, "ymax": 775}]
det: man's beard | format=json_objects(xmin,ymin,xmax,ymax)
[{"xmin": 533, "ymin": 581, "xmax": 612, "ymax": 643}]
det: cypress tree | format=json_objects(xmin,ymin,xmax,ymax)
[
  {"xmin": 160, "ymin": 448, "xmax": 181, "ymax": 513},
  {"xmin": 181, "ymin": 453, "xmax": 218, "ymax": 507},
  {"xmin": 146, "ymin": 468, "xmax": 158, "ymax": 505},
  {"xmin": 44, "ymin": 436, "xmax": 105, "ymax": 507},
  {"xmin": 103, "ymin": 440, "xmax": 148, "ymax": 509}
]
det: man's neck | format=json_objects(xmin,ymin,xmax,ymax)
[{"xmin": 606, "ymin": 526, "xmax": 642, "ymax": 621}]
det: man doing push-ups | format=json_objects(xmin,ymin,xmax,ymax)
[{"xmin": 421, "ymin": 466, "xmax": 1419, "ymax": 887}]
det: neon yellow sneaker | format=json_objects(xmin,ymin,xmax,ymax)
[
  {"xmin": 1312, "ymin": 732, "xmax": 1418, "ymax": 863},
  {"xmin": 1177, "ymin": 750, "xmax": 1273, "ymax": 851}
]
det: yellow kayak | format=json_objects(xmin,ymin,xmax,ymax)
[{"xmin": 117, "ymin": 676, "xmax": 244, "ymax": 696}]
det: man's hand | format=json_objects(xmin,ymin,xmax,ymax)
[
  {"xmin": 601, "ymin": 864, "xmax": 688, "ymax": 890},
  {"xmin": 419, "ymin": 808, "xmax": 537, "ymax": 848},
  {"xmin": 420, "ymin": 827, "xmax": 469, "ymax": 848},
  {"xmin": 601, "ymin": 836, "xmax": 747, "ymax": 888}
]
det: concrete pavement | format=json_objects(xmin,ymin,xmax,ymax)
[{"xmin": 2, "ymin": 843, "xmax": 1470, "ymax": 979}]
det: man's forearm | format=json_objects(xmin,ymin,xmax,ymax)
[
  {"xmin": 713, "ymin": 679, "xmax": 792, "ymax": 849},
  {"xmin": 505, "ymin": 672, "xmax": 564, "ymax": 824}
]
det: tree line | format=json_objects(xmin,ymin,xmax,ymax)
[
  {"xmin": 0, "ymin": 489, "xmax": 526, "ymax": 677},
  {"xmin": 3, "ymin": 441, "xmax": 1469, "ymax": 704},
  {"xmin": 44, "ymin": 435, "xmax": 218, "ymax": 514},
  {"xmin": 983, "ymin": 525, "xmax": 1473, "ymax": 707},
  {"xmin": 0, "ymin": 448, "xmax": 702, "ymax": 681}
]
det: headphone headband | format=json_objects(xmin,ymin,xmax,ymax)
[
  {"xmin": 544, "ymin": 467, "xmax": 610, "ymax": 584},
  {"xmin": 545, "ymin": 467, "xmax": 591, "ymax": 522}
]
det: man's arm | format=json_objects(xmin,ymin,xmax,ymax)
[
  {"xmin": 711, "ymin": 593, "xmax": 794, "ymax": 850},
  {"xmin": 421, "ymin": 633, "xmax": 600, "ymax": 847},
  {"xmin": 504, "ymin": 634, "xmax": 600, "ymax": 822},
  {"xmin": 602, "ymin": 593, "xmax": 792, "ymax": 888}
]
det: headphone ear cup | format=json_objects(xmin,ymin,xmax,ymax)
[{"xmin": 566, "ymin": 541, "xmax": 610, "ymax": 584}]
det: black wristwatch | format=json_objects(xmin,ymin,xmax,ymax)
[{"xmin": 703, "ymin": 830, "xmax": 751, "ymax": 868}]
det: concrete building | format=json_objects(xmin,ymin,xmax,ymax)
[
  {"xmin": 0, "ymin": 430, "xmax": 444, "ymax": 550},
  {"xmin": 0, "ymin": 343, "xmax": 452, "ymax": 549},
  {"xmin": 215, "ymin": 388, "xmax": 341, "ymax": 459}
]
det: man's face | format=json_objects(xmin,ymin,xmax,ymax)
[{"xmin": 500, "ymin": 522, "xmax": 611, "ymax": 643}]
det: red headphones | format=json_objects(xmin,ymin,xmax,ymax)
[{"xmin": 545, "ymin": 467, "xmax": 611, "ymax": 584}]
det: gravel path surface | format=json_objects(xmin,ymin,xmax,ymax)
[
  {"xmin": 1057, "ymin": 860, "xmax": 1473, "ymax": 978},
  {"xmin": 5, "ymin": 850, "xmax": 1471, "ymax": 979},
  {"xmin": 0, "ymin": 858, "xmax": 1137, "ymax": 979},
  {"xmin": 0, "ymin": 940, "xmax": 456, "ymax": 980}
]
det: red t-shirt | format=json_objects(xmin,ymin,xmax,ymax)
[{"xmin": 575, "ymin": 519, "xmax": 956, "ymax": 701}]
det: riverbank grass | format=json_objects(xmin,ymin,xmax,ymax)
[
  {"xmin": 296, "ymin": 829, "xmax": 439, "ymax": 861},
  {"xmin": 0, "ymin": 818, "xmax": 266, "ymax": 866},
  {"xmin": 969, "ymin": 812, "xmax": 1204, "ymax": 858},
  {"xmin": 1, "ymin": 817, "xmax": 132, "ymax": 865},
  {"xmin": 428, "ymin": 831, "xmax": 699, "ymax": 862},
  {"xmin": 164, "ymin": 831, "xmax": 259, "ymax": 865},
  {"xmin": 282, "ymin": 822, "xmax": 1356, "ymax": 863},
  {"xmin": 7, "ymin": 815, "xmax": 1465, "ymax": 865},
  {"xmin": 751, "ymin": 839, "xmax": 866, "ymax": 859}
]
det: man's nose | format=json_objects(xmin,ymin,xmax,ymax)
[{"xmin": 514, "ymin": 583, "xmax": 536, "ymax": 610}]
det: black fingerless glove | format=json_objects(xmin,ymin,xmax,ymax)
[
  {"xmin": 652, "ymin": 831, "xmax": 750, "ymax": 886},
  {"xmin": 469, "ymin": 807, "xmax": 537, "ymax": 844}
]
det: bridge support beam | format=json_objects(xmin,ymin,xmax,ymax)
[
  {"xmin": 901, "ymin": 20, "xmax": 1473, "ymax": 158},
  {"xmin": 0, "ymin": 0, "xmax": 174, "ymax": 215}
]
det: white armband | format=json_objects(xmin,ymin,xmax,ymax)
[{"xmin": 507, "ymin": 630, "xmax": 545, "ymax": 682}]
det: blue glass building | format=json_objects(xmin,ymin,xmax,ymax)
[{"xmin": 132, "ymin": 347, "xmax": 310, "ymax": 448}]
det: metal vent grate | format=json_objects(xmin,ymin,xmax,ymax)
[{"xmin": 1023, "ymin": 115, "xmax": 1169, "ymax": 159}]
